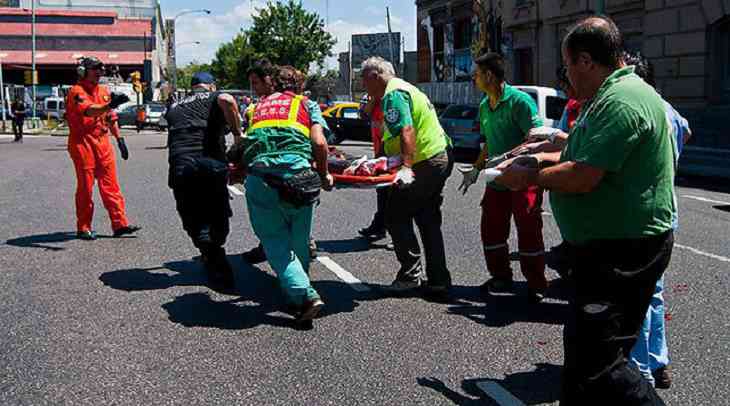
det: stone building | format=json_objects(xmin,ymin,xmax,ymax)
[
  {"xmin": 416, "ymin": 0, "xmax": 730, "ymax": 175},
  {"xmin": 0, "ymin": 0, "xmax": 168, "ymax": 88}
]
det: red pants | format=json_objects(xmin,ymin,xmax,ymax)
[
  {"xmin": 480, "ymin": 186, "xmax": 547, "ymax": 291},
  {"xmin": 72, "ymin": 158, "xmax": 128, "ymax": 233}
]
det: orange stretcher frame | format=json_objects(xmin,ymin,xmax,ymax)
[{"xmin": 332, "ymin": 172, "xmax": 396, "ymax": 186}]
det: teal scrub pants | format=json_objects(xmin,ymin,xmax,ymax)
[{"xmin": 245, "ymin": 174, "xmax": 319, "ymax": 305}]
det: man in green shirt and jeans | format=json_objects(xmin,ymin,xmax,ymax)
[
  {"xmin": 361, "ymin": 56, "xmax": 453, "ymax": 301},
  {"xmin": 496, "ymin": 17, "xmax": 674, "ymax": 405}
]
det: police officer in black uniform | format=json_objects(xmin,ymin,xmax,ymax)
[{"xmin": 165, "ymin": 72, "xmax": 243, "ymax": 288}]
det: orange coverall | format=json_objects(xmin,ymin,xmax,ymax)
[{"xmin": 66, "ymin": 79, "xmax": 129, "ymax": 233}]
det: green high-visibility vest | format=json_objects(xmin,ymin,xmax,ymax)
[{"xmin": 382, "ymin": 78, "xmax": 448, "ymax": 164}]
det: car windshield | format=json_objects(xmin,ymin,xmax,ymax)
[
  {"xmin": 441, "ymin": 105, "xmax": 478, "ymax": 120},
  {"xmin": 148, "ymin": 104, "xmax": 165, "ymax": 112}
]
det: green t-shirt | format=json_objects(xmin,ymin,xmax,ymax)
[
  {"xmin": 479, "ymin": 84, "xmax": 542, "ymax": 190},
  {"xmin": 382, "ymin": 90, "xmax": 414, "ymax": 136},
  {"xmin": 550, "ymin": 66, "xmax": 677, "ymax": 243},
  {"xmin": 381, "ymin": 78, "xmax": 448, "ymax": 164}
]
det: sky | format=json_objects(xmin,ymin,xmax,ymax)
[{"xmin": 160, "ymin": 0, "xmax": 417, "ymax": 71}]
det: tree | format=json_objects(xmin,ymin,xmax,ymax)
[
  {"xmin": 175, "ymin": 61, "xmax": 212, "ymax": 90},
  {"xmin": 210, "ymin": 31, "xmax": 256, "ymax": 89},
  {"xmin": 248, "ymin": 0, "xmax": 336, "ymax": 72},
  {"xmin": 305, "ymin": 69, "xmax": 338, "ymax": 101}
]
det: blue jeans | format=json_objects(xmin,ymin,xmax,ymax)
[
  {"xmin": 630, "ymin": 277, "xmax": 669, "ymax": 385},
  {"xmin": 245, "ymin": 175, "xmax": 319, "ymax": 305}
]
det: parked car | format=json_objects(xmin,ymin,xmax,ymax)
[
  {"xmin": 145, "ymin": 103, "xmax": 166, "ymax": 129},
  {"xmin": 322, "ymin": 102, "xmax": 371, "ymax": 144},
  {"xmin": 440, "ymin": 86, "xmax": 567, "ymax": 155},
  {"xmin": 116, "ymin": 103, "xmax": 166, "ymax": 130},
  {"xmin": 40, "ymin": 97, "xmax": 66, "ymax": 121}
]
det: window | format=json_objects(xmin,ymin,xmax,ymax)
[
  {"xmin": 709, "ymin": 16, "xmax": 730, "ymax": 104},
  {"xmin": 514, "ymin": 48, "xmax": 534, "ymax": 84},
  {"xmin": 46, "ymin": 100, "xmax": 58, "ymax": 110},
  {"xmin": 546, "ymin": 96, "xmax": 568, "ymax": 121},
  {"xmin": 441, "ymin": 104, "xmax": 478, "ymax": 120},
  {"xmin": 340, "ymin": 107, "xmax": 360, "ymax": 119}
]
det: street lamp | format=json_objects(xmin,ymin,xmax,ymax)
[
  {"xmin": 0, "ymin": 53, "xmax": 6, "ymax": 131},
  {"xmin": 171, "ymin": 9, "xmax": 211, "ymax": 93}
]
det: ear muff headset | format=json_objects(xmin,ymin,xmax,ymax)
[
  {"xmin": 76, "ymin": 63, "xmax": 87, "ymax": 78},
  {"xmin": 76, "ymin": 56, "xmax": 104, "ymax": 79}
]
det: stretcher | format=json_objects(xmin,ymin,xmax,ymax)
[{"xmin": 332, "ymin": 172, "xmax": 396, "ymax": 189}]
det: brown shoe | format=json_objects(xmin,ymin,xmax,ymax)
[
  {"xmin": 652, "ymin": 366, "xmax": 672, "ymax": 389},
  {"xmin": 297, "ymin": 298, "xmax": 324, "ymax": 321}
]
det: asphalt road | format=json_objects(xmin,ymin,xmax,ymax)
[{"xmin": 1, "ymin": 132, "xmax": 728, "ymax": 405}]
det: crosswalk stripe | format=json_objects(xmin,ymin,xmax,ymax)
[
  {"xmin": 316, "ymin": 256, "xmax": 370, "ymax": 292},
  {"xmin": 475, "ymin": 381, "xmax": 525, "ymax": 406}
]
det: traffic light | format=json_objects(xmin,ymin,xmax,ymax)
[
  {"xmin": 24, "ymin": 70, "xmax": 38, "ymax": 85},
  {"xmin": 130, "ymin": 71, "xmax": 143, "ymax": 93}
]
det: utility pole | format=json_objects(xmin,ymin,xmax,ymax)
[
  {"xmin": 386, "ymin": 7, "xmax": 398, "ymax": 76},
  {"xmin": 31, "ymin": 0, "xmax": 37, "ymax": 127},
  {"xmin": 347, "ymin": 40, "xmax": 352, "ymax": 100},
  {"xmin": 0, "ymin": 54, "xmax": 6, "ymax": 132}
]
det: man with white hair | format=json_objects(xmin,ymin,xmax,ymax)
[{"xmin": 361, "ymin": 57, "xmax": 453, "ymax": 301}]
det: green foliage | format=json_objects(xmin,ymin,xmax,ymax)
[
  {"xmin": 198, "ymin": 0, "xmax": 337, "ymax": 89},
  {"xmin": 305, "ymin": 69, "xmax": 339, "ymax": 100},
  {"xmin": 248, "ymin": 0, "xmax": 336, "ymax": 72},
  {"xmin": 210, "ymin": 31, "xmax": 256, "ymax": 89},
  {"xmin": 175, "ymin": 61, "xmax": 212, "ymax": 90}
]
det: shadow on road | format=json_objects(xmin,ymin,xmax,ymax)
[
  {"xmin": 445, "ymin": 281, "xmax": 570, "ymax": 328},
  {"xmin": 713, "ymin": 204, "xmax": 730, "ymax": 213},
  {"xmin": 6, "ymin": 231, "xmax": 76, "ymax": 251},
  {"xmin": 3, "ymin": 231, "xmax": 120, "ymax": 250},
  {"xmin": 676, "ymin": 175, "xmax": 730, "ymax": 194},
  {"xmin": 316, "ymin": 237, "xmax": 392, "ymax": 254},
  {"xmin": 100, "ymin": 255, "xmax": 381, "ymax": 330},
  {"xmin": 418, "ymin": 363, "xmax": 562, "ymax": 405}
]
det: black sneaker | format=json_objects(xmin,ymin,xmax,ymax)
[
  {"xmin": 113, "ymin": 225, "xmax": 141, "ymax": 237},
  {"xmin": 386, "ymin": 260, "xmax": 423, "ymax": 292},
  {"xmin": 480, "ymin": 278, "xmax": 514, "ymax": 295},
  {"xmin": 309, "ymin": 238, "xmax": 318, "ymax": 259},
  {"xmin": 206, "ymin": 250, "xmax": 235, "ymax": 290},
  {"xmin": 77, "ymin": 230, "xmax": 97, "ymax": 241},
  {"xmin": 297, "ymin": 298, "xmax": 324, "ymax": 321},
  {"xmin": 241, "ymin": 244, "xmax": 267, "ymax": 264},
  {"xmin": 652, "ymin": 366, "xmax": 672, "ymax": 389},
  {"xmin": 358, "ymin": 225, "xmax": 386, "ymax": 241},
  {"xmin": 422, "ymin": 284, "xmax": 452, "ymax": 303},
  {"xmin": 527, "ymin": 288, "xmax": 545, "ymax": 304}
]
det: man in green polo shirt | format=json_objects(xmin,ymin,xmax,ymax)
[
  {"xmin": 461, "ymin": 52, "xmax": 547, "ymax": 303},
  {"xmin": 495, "ymin": 17, "xmax": 673, "ymax": 405},
  {"xmin": 361, "ymin": 56, "xmax": 453, "ymax": 301}
]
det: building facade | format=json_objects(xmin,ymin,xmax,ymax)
[
  {"xmin": 0, "ymin": 0, "xmax": 168, "ymax": 89},
  {"xmin": 416, "ymin": 0, "xmax": 730, "ymax": 173}
]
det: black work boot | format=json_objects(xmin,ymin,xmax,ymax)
[
  {"xmin": 204, "ymin": 247, "xmax": 235, "ymax": 291},
  {"xmin": 241, "ymin": 243, "xmax": 267, "ymax": 264}
]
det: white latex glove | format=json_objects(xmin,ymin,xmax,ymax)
[
  {"xmin": 393, "ymin": 166, "xmax": 415, "ymax": 187},
  {"xmin": 528, "ymin": 126, "xmax": 560, "ymax": 143},
  {"xmin": 457, "ymin": 166, "xmax": 480, "ymax": 194}
]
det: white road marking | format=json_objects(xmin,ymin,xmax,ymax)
[
  {"xmin": 542, "ymin": 210, "xmax": 553, "ymax": 216},
  {"xmin": 675, "ymin": 244, "xmax": 730, "ymax": 263},
  {"xmin": 316, "ymin": 256, "xmax": 370, "ymax": 292},
  {"xmin": 681, "ymin": 195, "xmax": 730, "ymax": 206},
  {"xmin": 227, "ymin": 185, "xmax": 244, "ymax": 196},
  {"xmin": 475, "ymin": 381, "xmax": 525, "ymax": 406}
]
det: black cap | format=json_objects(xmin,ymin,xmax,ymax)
[
  {"xmin": 80, "ymin": 56, "xmax": 104, "ymax": 70},
  {"xmin": 191, "ymin": 71, "xmax": 215, "ymax": 86}
]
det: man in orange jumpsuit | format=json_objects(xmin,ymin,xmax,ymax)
[{"xmin": 66, "ymin": 56, "xmax": 139, "ymax": 240}]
